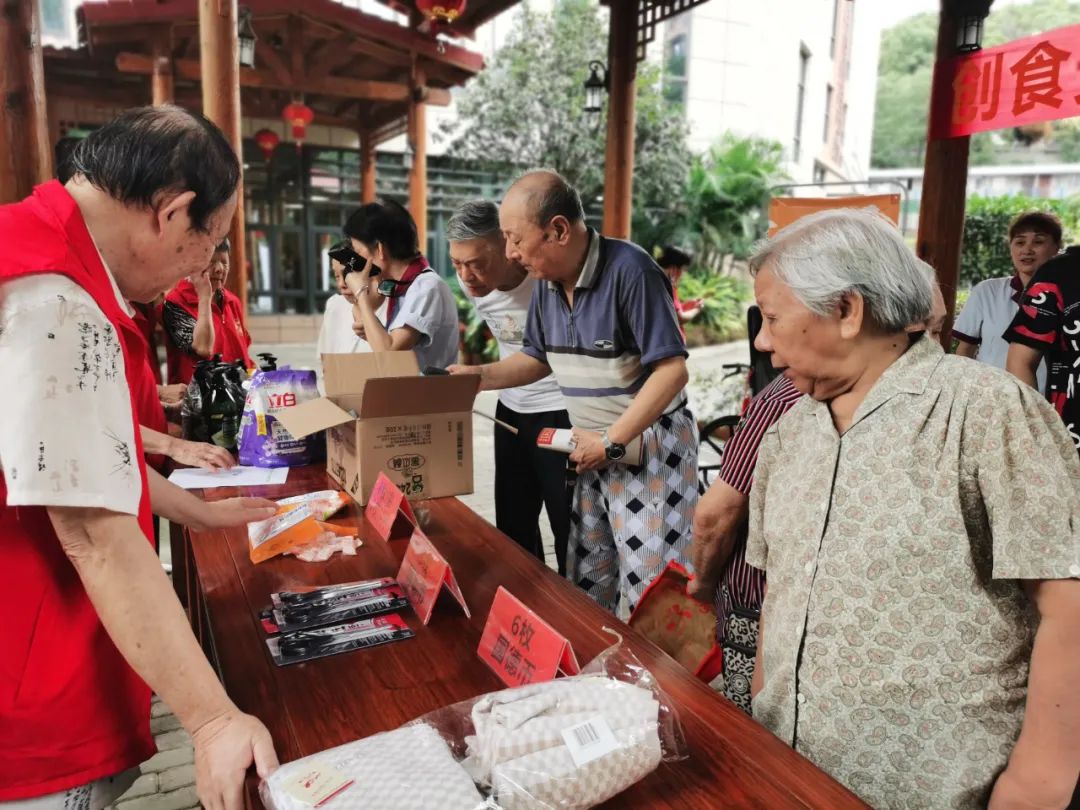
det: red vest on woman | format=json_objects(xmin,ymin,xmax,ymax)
[
  {"xmin": 0, "ymin": 181, "xmax": 156, "ymax": 799},
  {"xmin": 163, "ymin": 279, "xmax": 252, "ymax": 385}
]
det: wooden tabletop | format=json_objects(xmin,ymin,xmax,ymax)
[{"xmin": 186, "ymin": 464, "xmax": 867, "ymax": 809}]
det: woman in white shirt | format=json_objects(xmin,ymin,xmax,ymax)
[
  {"xmin": 339, "ymin": 201, "xmax": 458, "ymax": 371},
  {"xmin": 315, "ymin": 248, "xmax": 387, "ymax": 358}
]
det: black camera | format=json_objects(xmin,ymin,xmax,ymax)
[{"xmin": 327, "ymin": 240, "xmax": 380, "ymax": 278}]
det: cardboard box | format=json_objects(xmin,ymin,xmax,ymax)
[{"xmin": 276, "ymin": 352, "xmax": 479, "ymax": 505}]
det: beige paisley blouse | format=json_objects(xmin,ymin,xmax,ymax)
[{"xmin": 747, "ymin": 336, "xmax": 1080, "ymax": 809}]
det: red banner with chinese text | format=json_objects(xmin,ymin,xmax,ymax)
[{"xmin": 930, "ymin": 23, "xmax": 1080, "ymax": 140}]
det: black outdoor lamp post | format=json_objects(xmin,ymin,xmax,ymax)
[
  {"xmin": 949, "ymin": 0, "xmax": 992, "ymax": 53},
  {"xmin": 583, "ymin": 60, "xmax": 609, "ymax": 121},
  {"xmin": 238, "ymin": 7, "xmax": 257, "ymax": 68}
]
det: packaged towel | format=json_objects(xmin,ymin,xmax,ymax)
[
  {"xmin": 463, "ymin": 677, "xmax": 662, "ymax": 810},
  {"xmin": 260, "ymin": 723, "xmax": 487, "ymax": 810}
]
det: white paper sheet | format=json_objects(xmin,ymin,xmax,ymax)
[{"xmin": 167, "ymin": 465, "xmax": 289, "ymax": 490}]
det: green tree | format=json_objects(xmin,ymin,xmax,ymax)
[
  {"xmin": 439, "ymin": 0, "xmax": 690, "ymax": 243},
  {"xmin": 871, "ymin": 0, "xmax": 1080, "ymax": 168},
  {"xmin": 677, "ymin": 134, "xmax": 788, "ymax": 269}
]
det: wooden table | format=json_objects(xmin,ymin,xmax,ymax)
[{"xmin": 177, "ymin": 465, "xmax": 867, "ymax": 809}]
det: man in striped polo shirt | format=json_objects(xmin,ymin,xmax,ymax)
[{"xmin": 451, "ymin": 170, "xmax": 697, "ymax": 613}]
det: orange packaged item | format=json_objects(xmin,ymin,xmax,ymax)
[{"xmin": 248, "ymin": 490, "xmax": 351, "ymax": 564}]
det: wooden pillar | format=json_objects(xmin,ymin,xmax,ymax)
[
  {"xmin": 917, "ymin": 5, "xmax": 968, "ymax": 347},
  {"xmin": 151, "ymin": 32, "xmax": 175, "ymax": 106},
  {"xmin": 0, "ymin": 0, "xmax": 51, "ymax": 204},
  {"xmin": 601, "ymin": 0, "xmax": 637, "ymax": 239},
  {"xmin": 360, "ymin": 129, "xmax": 377, "ymax": 204},
  {"xmin": 408, "ymin": 61, "xmax": 428, "ymax": 252},
  {"xmin": 198, "ymin": 0, "xmax": 247, "ymax": 316}
]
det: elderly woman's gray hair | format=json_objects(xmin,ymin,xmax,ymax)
[
  {"xmin": 446, "ymin": 199, "xmax": 501, "ymax": 242},
  {"xmin": 749, "ymin": 207, "xmax": 935, "ymax": 333}
]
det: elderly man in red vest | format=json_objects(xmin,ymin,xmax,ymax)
[{"xmin": 0, "ymin": 107, "xmax": 278, "ymax": 810}]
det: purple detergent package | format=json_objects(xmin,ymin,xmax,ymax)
[{"xmin": 238, "ymin": 367, "xmax": 325, "ymax": 468}]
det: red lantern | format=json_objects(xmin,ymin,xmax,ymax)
[
  {"xmin": 253, "ymin": 128, "xmax": 280, "ymax": 161},
  {"xmin": 416, "ymin": 0, "xmax": 467, "ymax": 26},
  {"xmin": 282, "ymin": 102, "xmax": 315, "ymax": 147}
]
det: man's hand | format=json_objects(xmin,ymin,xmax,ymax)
[
  {"xmin": 159, "ymin": 383, "xmax": 188, "ymax": 407},
  {"xmin": 447, "ymin": 363, "xmax": 482, "ymax": 376},
  {"xmin": 168, "ymin": 438, "xmax": 236, "ymax": 470},
  {"xmin": 191, "ymin": 266, "xmax": 213, "ymax": 300},
  {"xmin": 569, "ymin": 428, "xmax": 607, "ymax": 472},
  {"xmin": 191, "ymin": 497, "xmax": 277, "ymax": 532},
  {"xmin": 193, "ymin": 709, "xmax": 278, "ymax": 810},
  {"xmin": 988, "ymin": 764, "xmax": 1076, "ymax": 810}
]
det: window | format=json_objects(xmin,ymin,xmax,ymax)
[
  {"xmin": 813, "ymin": 162, "xmax": 827, "ymax": 184},
  {"xmin": 794, "ymin": 44, "xmax": 810, "ymax": 162},
  {"xmin": 664, "ymin": 33, "xmax": 689, "ymax": 108},
  {"xmin": 824, "ymin": 83, "xmax": 834, "ymax": 143},
  {"xmin": 830, "ymin": 0, "xmax": 841, "ymax": 58}
]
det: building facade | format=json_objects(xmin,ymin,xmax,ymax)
[
  {"xmin": 869, "ymin": 163, "xmax": 1080, "ymax": 237},
  {"xmin": 663, "ymin": 0, "xmax": 880, "ymax": 183}
]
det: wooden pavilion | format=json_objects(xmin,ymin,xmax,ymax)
[{"xmin": 2, "ymin": 0, "xmax": 986, "ymax": 331}]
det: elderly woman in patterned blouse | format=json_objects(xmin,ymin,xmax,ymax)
[{"xmin": 745, "ymin": 208, "xmax": 1080, "ymax": 810}]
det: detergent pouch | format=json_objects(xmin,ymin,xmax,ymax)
[{"xmin": 239, "ymin": 367, "xmax": 324, "ymax": 467}]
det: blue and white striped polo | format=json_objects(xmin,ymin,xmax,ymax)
[{"xmin": 521, "ymin": 230, "xmax": 689, "ymax": 431}]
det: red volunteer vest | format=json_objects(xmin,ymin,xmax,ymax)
[
  {"xmin": 0, "ymin": 181, "xmax": 156, "ymax": 799},
  {"xmin": 163, "ymin": 279, "xmax": 252, "ymax": 385},
  {"xmin": 131, "ymin": 302, "xmax": 164, "ymax": 385}
]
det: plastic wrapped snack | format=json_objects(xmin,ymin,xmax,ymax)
[
  {"xmin": 259, "ymin": 723, "xmax": 488, "ymax": 810},
  {"xmin": 247, "ymin": 490, "xmax": 351, "ymax": 564}
]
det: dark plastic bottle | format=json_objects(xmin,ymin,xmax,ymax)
[{"xmin": 207, "ymin": 367, "xmax": 241, "ymax": 450}]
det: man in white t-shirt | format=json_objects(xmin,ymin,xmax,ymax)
[
  {"xmin": 953, "ymin": 211, "xmax": 1061, "ymax": 391},
  {"xmin": 445, "ymin": 200, "xmax": 572, "ymax": 574}
]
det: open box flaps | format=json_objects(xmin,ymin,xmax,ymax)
[
  {"xmin": 322, "ymin": 351, "xmax": 419, "ymax": 397},
  {"xmin": 358, "ymin": 375, "xmax": 479, "ymax": 419},
  {"xmin": 275, "ymin": 397, "xmax": 355, "ymax": 441}
]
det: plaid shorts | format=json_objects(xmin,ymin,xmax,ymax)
[{"xmin": 568, "ymin": 408, "xmax": 699, "ymax": 613}]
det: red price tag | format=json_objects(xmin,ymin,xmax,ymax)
[
  {"xmin": 364, "ymin": 472, "xmax": 417, "ymax": 541},
  {"xmin": 477, "ymin": 587, "xmax": 580, "ymax": 688},
  {"xmin": 395, "ymin": 528, "xmax": 469, "ymax": 625}
]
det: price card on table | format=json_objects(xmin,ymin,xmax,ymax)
[
  {"xmin": 477, "ymin": 586, "xmax": 580, "ymax": 688},
  {"xmin": 395, "ymin": 527, "xmax": 469, "ymax": 624},
  {"xmin": 364, "ymin": 472, "xmax": 417, "ymax": 541}
]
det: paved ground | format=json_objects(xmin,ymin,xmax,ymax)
[{"xmin": 111, "ymin": 338, "xmax": 750, "ymax": 809}]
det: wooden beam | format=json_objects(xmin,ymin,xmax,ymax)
[
  {"xmin": 306, "ymin": 34, "xmax": 358, "ymax": 82},
  {"xmin": 602, "ymin": 0, "xmax": 637, "ymax": 239},
  {"xmin": 116, "ymin": 52, "xmax": 452, "ymax": 105},
  {"xmin": 198, "ymin": 0, "xmax": 247, "ymax": 316},
  {"xmin": 332, "ymin": 98, "xmax": 357, "ymax": 117},
  {"xmin": 360, "ymin": 130, "xmax": 377, "ymax": 204},
  {"xmin": 0, "ymin": 0, "xmax": 51, "ymax": 204},
  {"xmin": 151, "ymin": 30, "xmax": 175, "ymax": 105},
  {"xmin": 287, "ymin": 14, "xmax": 304, "ymax": 82},
  {"xmin": 255, "ymin": 40, "xmax": 293, "ymax": 86},
  {"xmin": 408, "ymin": 59, "xmax": 427, "ymax": 250},
  {"xmin": 917, "ymin": 5, "xmax": 968, "ymax": 345}
]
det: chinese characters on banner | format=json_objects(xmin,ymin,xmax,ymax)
[
  {"xmin": 395, "ymin": 527, "xmax": 470, "ymax": 624},
  {"xmin": 930, "ymin": 23, "xmax": 1080, "ymax": 139},
  {"xmin": 364, "ymin": 471, "xmax": 418, "ymax": 541},
  {"xmin": 477, "ymin": 587, "xmax": 580, "ymax": 688}
]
